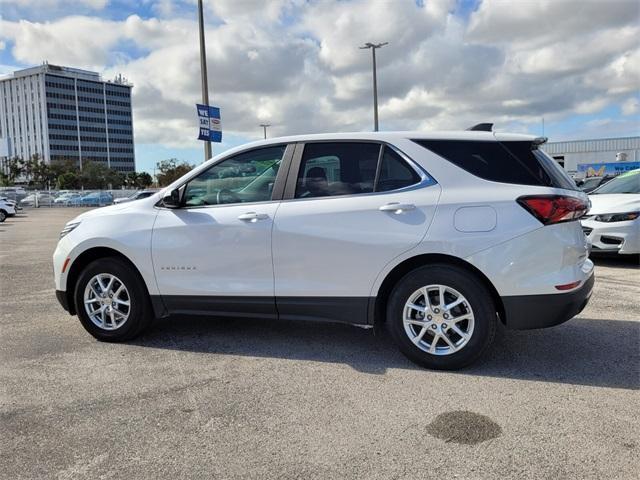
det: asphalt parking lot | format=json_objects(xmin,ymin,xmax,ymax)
[{"xmin": 1, "ymin": 208, "xmax": 638, "ymax": 479}]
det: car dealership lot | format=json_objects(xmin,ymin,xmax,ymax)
[{"xmin": 1, "ymin": 209, "xmax": 638, "ymax": 479}]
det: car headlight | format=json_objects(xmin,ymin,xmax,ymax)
[
  {"xmin": 594, "ymin": 212, "xmax": 640, "ymax": 222},
  {"xmin": 60, "ymin": 221, "xmax": 81, "ymax": 238}
]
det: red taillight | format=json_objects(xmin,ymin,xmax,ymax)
[{"xmin": 517, "ymin": 195, "xmax": 588, "ymax": 225}]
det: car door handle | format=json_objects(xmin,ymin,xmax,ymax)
[
  {"xmin": 379, "ymin": 202, "xmax": 416, "ymax": 214},
  {"xmin": 238, "ymin": 212, "xmax": 269, "ymax": 222}
]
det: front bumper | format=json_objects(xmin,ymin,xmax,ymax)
[
  {"xmin": 581, "ymin": 218, "xmax": 640, "ymax": 255},
  {"xmin": 501, "ymin": 273, "xmax": 595, "ymax": 330}
]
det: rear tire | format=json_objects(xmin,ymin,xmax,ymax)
[
  {"xmin": 387, "ymin": 264, "xmax": 497, "ymax": 370},
  {"xmin": 0, "ymin": 210, "xmax": 6, "ymax": 222},
  {"xmin": 74, "ymin": 257, "xmax": 153, "ymax": 342}
]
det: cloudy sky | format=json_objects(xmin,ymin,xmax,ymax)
[{"xmin": 1, "ymin": 0, "xmax": 638, "ymax": 173}]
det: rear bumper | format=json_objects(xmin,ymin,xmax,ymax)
[{"xmin": 502, "ymin": 273, "xmax": 595, "ymax": 330}]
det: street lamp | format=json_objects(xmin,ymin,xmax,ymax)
[
  {"xmin": 359, "ymin": 42, "xmax": 388, "ymax": 132},
  {"xmin": 259, "ymin": 123, "xmax": 271, "ymax": 139},
  {"xmin": 197, "ymin": 0, "xmax": 212, "ymax": 161}
]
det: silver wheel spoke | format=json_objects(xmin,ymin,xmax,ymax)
[
  {"xmin": 114, "ymin": 298, "xmax": 129, "ymax": 306},
  {"xmin": 413, "ymin": 326, "xmax": 428, "ymax": 345},
  {"xmin": 428, "ymin": 333, "xmax": 439, "ymax": 353},
  {"xmin": 407, "ymin": 303, "xmax": 425, "ymax": 313},
  {"xmin": 440, "ymin": 331, "xmax": 456, "ymax": 348},
  {"xmin": 438, "ymin": 286, "xmax": 445, "ymax": 307},
  {"xmin": 445, "ymin": 297, "xmax": 464, "ymax": 311},
  {"xmin": 451, "ymin": 324, "xmax": 468, "ymax": 340},
  {"xmin": 405, "ymin": 319, "xmax": 428, "ymax": 327},
  {"xmin": 451, "ymin": 314, "xmax": 472, "ymax": 324}
]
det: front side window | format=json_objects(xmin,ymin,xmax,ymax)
[
  {"xmin": 184, "ymin": 145, "xmax": 286, "ymax": 206},
  {"xmin": 294, "ymin": 142, "xmax": 420, "ymax": 199}
]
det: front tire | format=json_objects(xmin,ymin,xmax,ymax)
[
  {"xmin": 0, "ymin": 210, "xmax": 6, "ymax": 222},
  {"xmin": 74, "ymin": 257, "xmax": 153, "ymax": 341},
  {"xmin": 387, "ymin": 264, "xmax": 497, "ymax": 370}
]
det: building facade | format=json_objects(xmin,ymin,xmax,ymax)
[
  {"xmin": 543, "ymin": 136, "xmax": 639, "ymax": 175},
  {"xmin": 0, "ymin": 63, "xmax": 135, "ymax": 173}
]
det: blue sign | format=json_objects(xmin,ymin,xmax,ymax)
[
  {"xmin": 578, "ymin": 162, "xmax": 640, "ymax": 177},
  {"xmin": 196, "ymin": 104, "xmax": 222, "ymax": 142}
]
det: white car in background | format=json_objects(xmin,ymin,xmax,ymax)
[
  {"xmin": 0, "ymin": 197, "xmax": 17, "ymax": 222},
  {"xmin": 582, "ymin": 169, "xmax": 640, "ymax": 255},
  {"xmin": 114, "ymin": 190, "xmax": 158, "ymax": 204},
  {"xmin": 53, "ymin": 129, "xmax": 594, "ymax": 370}
]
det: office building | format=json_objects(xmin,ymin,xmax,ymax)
[{"xmin": 0, "ymin": 63, "xmax": 135, "ymax": 173}]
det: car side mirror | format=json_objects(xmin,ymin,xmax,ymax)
[{"xmin": 162, "ymin": 188, "xmax": 182, "ymax": 208}]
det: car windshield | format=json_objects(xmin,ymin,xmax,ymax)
[{"xmin": 591, "ymin": 170, "xmax": 640, "ymax": 194}]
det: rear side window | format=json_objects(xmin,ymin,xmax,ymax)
[
  {"xmin": 294, "ymin": 142, "xmax": 421, "ymax": 199},
  {"xmin": 413, "ymin": 139, "xmax": 577, "ymax": 189}
]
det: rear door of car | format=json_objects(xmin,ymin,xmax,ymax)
[{"xmin": 271, "ymin": 140, "xmax": 441, "ymax": 324}]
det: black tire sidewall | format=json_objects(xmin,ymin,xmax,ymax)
[
  {"xmin": 0, "ymin": 210, "xmax": 6, "ymax": 222},
  {"xmin": 387, "ymin": 264, "xmax": 496, "ymax": 370},
  {"xmin": 74, "ymin": 257, "xmax": 151, "ymax": 341}
]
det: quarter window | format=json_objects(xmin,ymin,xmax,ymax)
[
  {"xmin": 184, "ymin": 145, "xmax": 286, "ymax": 206},
  {"xmin": 377, "ymin": 148, "xmax": 421, "ymax": 192}
]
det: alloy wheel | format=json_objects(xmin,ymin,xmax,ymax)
[
  {"xmin": 83, "ymin": 273, "xmax": 131, "ymax": 330},
  {"xmin": 403, "ymin": 284, "xmax": 475, "ymax": 355}
]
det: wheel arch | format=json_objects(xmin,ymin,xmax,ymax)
[
  {"xmin": 371, "ymin": 253, "xmax": 505, "ymax": 328},
  {"xmin": 65, "ymin": 246, "xmax": 163, "ymax": 317}
]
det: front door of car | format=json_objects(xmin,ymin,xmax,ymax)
[
  {"xmin": 151, "ymin": 144, "xmax": 293, "ymax": 318},
  {"xmin": 272, "ymin": 141, "xmax": 441, "ymax": 324}
]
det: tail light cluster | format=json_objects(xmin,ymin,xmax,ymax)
[{"xmin": 517, "ymin": 195, "xmax": 589, "ymax": 225}]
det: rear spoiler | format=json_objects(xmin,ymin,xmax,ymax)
[{"xmin": 466, "ymin": 123, "xmax": 493, "ymax": 132}]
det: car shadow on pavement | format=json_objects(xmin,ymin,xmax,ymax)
[
  {"xmin": 135, "ymin": 315, "xmax": 639, "ymax": 389},
  {"xmin": 591, "ymin": 255, "xmax": 640, "ymax": 269}
]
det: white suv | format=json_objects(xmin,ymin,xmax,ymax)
[{"xmin": 53, "ymin": 130, "xmax": 594, "ymax": 369}]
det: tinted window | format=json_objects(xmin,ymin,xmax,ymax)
[
  {"xmin": 184, "ymin": 145, "xmax": 285, "ymax": 206},
  {"xmin": 414, "ymin": 139, "xmax": 576, "ymax": 189},
  {"xmin": 377, "ymin": 147, "xmax": 421, "ymax": 192},
  {"xmin": 295, "ymin": 143, "xmax": 380, "ymax": 198},
  {"xmin": 591, "ymin": 171, "xmax": 640, "ymax": 194}
]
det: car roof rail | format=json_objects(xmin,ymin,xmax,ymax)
[{"xmin": 466, "ymin": 123, "xmax": 493, "ymax": 132}]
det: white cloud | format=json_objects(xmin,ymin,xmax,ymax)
[
  {"xmin": 621, "ymin": 97, "xmax": 639, "ymax": 115},
  {"xmin": 0, "ymin": 0, "xmax": 637, "ymax": 149},
  {"xmin": 1, "ymin": 0, "xmax": 109, "ymax": 9}
]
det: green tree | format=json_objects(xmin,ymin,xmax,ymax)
[
  {"xmin": 79, "ymin": 161, "xmax": 123, "ymax": 189},
  {"xmin": 156, "ymin": 159, "xmax": 193, "ymax": 187},
  {"xmin": 4, "ymin": 157, "xmax": 24, "ymax": 184},
  {"xmin": 50, "ymin": 158, "xmax": 79, "ymax": 188},
  {"xmin": 136, "ymin": 172, "xmax": 153, "ymax": 188},
  {"xmin": 57, "ymin": 171, "xmax": 79, "ymax": 189},
  {"xmin": 26, "ymin": 154, "xmax": 54, "ymax": 189}
]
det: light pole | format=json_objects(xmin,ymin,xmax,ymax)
[
  {"xmin": 359, "ymin": 42, "xmax": 387, "ymax": 132},
  {"xmin": 259, "ymin": 123, "xmax": 271, "ymax": 139},
  {"xmin": 198, "ymin": 0, "xmax": 212, "ymax": 161}
]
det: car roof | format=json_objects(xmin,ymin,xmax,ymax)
[
  {"xmin": 211, "ymin": 130, "xmax": 540, "ymax": 160},
  {"xmin": 249, "ymin": 130, "xmax": 536, "ymax": 145}
]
